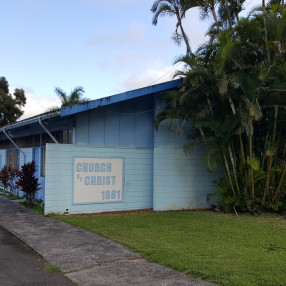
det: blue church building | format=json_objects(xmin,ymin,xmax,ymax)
[{"xmin": 0, "ymin": 79, "xmax": 215, "ymax": 215}]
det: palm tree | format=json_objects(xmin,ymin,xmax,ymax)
[
  {"xmin": 151, "ymin": 0, "xmax": 196, "ymax": 55},
  {"xmin": 54, "ymin": 86, "xmax": 88, "ymax": 108},
  {"xmin": 198, "ymin": 0, "xmax": 221, "ymax": 35},
  {"xmin": 156, "ymin": 4, "xmax": 286, "ymax": 212}
]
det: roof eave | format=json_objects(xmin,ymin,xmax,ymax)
[
  {"xmin": 60, "ymin": 79, "xmax": 183, "ymax": 117},
  {"xmin": 0, "ymin": 111, "xmax": 60, "ymax": 132}
]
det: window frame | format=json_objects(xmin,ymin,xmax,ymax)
[
  {"xmin": 41, "ymin": 147, "xmax": 46, "ymax": 177},
  {"xmin": 6, "ymin": 149, "xmax": 20, "ymax": 169}
]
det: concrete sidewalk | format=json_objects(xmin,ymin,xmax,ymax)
[{"xmin": 0, "ymin": 196, "xmax": 214, "ymax": 286}]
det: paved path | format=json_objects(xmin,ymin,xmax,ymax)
[
  {"xmin": 0, "ymin": 226, "xmax": 76, "ymax": 286},
  {"xmin": 0, "ymin": 196, "xmax": 215, "ymax": 286}
]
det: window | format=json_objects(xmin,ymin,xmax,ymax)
[
  {"xmin": 6, "ymin": 149, "xmax": 20, "ymax": 169},
  {"xmin": 32, "ymin": 148, "xmax": 36, "ymax": 161},
  {"xmin": 62, "ymin": 130, "xmax": 68, "ymax": 144},
  {"xmin": 62, "ymin": 130, "xmax": 73, "ymax": 144},
  {"xmin": 41, "ymin": 147, "xmax": 46, "ymax": 177}
]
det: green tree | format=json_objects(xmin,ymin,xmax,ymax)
[
  {"xmin": 156, "ymin": 5, "xmax": 286, "ymax": 213},
  {"xmin": 54, "ymin": 86, "xmax": 88, "ymax": 108},
  {"xmin": 0, "ymin": 77, "xmax": 26, "ymax": 126}
]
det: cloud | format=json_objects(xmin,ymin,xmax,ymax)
[
  {"xmin": 20, "ymin": 90, "xmax": 61, "ymax": 120},
  {"xmin": 99, "ymin": 52, "xmax": 142, "ymax": 71},
  {"xmin": 83, "ymin": 0, "xmax": 145, "ymax": 6},
  {"xmin": 87, "ymin": 22, "xmax": 145, "ymax": 47},
  {"xmin": 121, "ymin": 64, "xmax": 182, "ymax": 91},
  {"xmin": 182, "ymin": 8, "xmax": 211, "ymax": 51},
  {"xmin": 150, "ymin": 37, "xmax": 169, "ymax": 48}
]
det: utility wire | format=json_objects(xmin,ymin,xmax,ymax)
[
  {"xmin": 89, "ymin": 63, "xmax": 184, "ymax": 116},
  {"xmin": 105, "ymin": 63, "xmax": 185, "ymax": 115},
  {"xmin": 150, "ymin": 62, "xmax": 184, "ymax": 85},
  {"xmin": 244, "ymin": 0, "xmax": 257, "ymax": 8}
]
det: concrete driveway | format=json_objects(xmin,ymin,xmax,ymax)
[
  {"xmin": 0, "ymin": 196, "xmax": 215, "ymax": 286},
  {"xmin": 0, "ymin": 226, "xmax": 76, "ymax": 286}
]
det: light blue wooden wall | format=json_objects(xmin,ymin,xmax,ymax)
[
  {"xmin": 75, "ymin": 96, "xmax": 154, "ymax": 148},
  {"xmin": 32, "ymin": 147, "xmax": 45, "ymax": 200},
  {"xmin": 45, "ymin": 144, "xmax": 153, "ymax": 215},
  {"xmin": 0, "ymin": 150, "xmax": 5, "ymax": 170},
  {"xmin": 152, "ymin": 101, "xmax": 216, "ymax": 211}
]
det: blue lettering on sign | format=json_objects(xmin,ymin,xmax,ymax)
[
  {"xmin": 106, "ymin": 163, "xmax": 111, "ymax": 172},
  {"xmin": 83, "ymin": 163, "xmax": 88, "ymax": 172},
  {"xmin": 84, "ymin": 176, "xmax": 90, "ymax": 185},
  {"xmin": 76, "ymin": 163, "xmax": 82, "ymax": 172},
  {"xmin": 76, "ymin": 160, "xmax": 120, "ymax": 196},
  {"xmin": 76, "ymin": 162, "xmax": 113, "ymax": 173},
  {"xmin": 95, "ymin": 163, "xmax": 100, "ymax": 172},
  {"xmin": 89, "ymin": 163, "xmax": 94, "ymax": 172},
  {"xmin": 91, "ymin": 176, "xmax": 96, "ymax": 185},
  {"xmin": 101, "ymin": 190, "xmax": 121, "ymax": 200}
]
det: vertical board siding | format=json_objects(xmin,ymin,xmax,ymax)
[
  {"xmin": 75, "ymin": 96, "xmax": 154, "ymax": 148},
  {"xmin": 0, "ymin": 150, "xmax": 5, "ymax": 169},
  {"xmin": 119, "ymin": 112, "xmax": 135, "ymax": 146},
  {"xmin": 135, "ymin": 112, "xmax": 154, "ymax": 148},
  {"xmin": 104, "ymin": 107, "xmax": 120, "ymax": 145},
  {"xmin": 88, "ymin": 108, "xmax": 105, "ymax": 146},
  {"xmin": 45, "ymin": 144, "xmax": 154, "ymax": 215},
  {"xmin": 153, "ymin": 112, "xmax": 215, "ymax": 211},
  {"xmin": 76, "ymin": 112, "xmax": 89, "ymax": 144}
]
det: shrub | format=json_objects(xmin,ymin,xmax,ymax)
[
  {"xmin": 16, "ymin": 161, "xmax": 40, "ymax": 206},
  {"xmin": 0, "ymin": 165, "xmax": 10, "ymax": 193},
  {"xmin": 0, "ymin": 165, "xmax": 20, "ymax": 196}
]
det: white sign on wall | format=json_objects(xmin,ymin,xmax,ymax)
[{"xmin": 73, "ymin": 158, "xmax": 123, "ymax": 204}]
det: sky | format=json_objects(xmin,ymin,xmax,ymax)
[{"xmin": 0, "ymin": 0, "xmax": 262, "ymax": 119}]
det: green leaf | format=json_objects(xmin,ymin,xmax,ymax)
[{"xmin": 248, "ymin": 157, "xmax": 260, "ymax": 171}]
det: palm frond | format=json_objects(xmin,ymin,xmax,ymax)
[{"xmin": 151, "ymin": 1, "xmax": 175, "ymax": 25}]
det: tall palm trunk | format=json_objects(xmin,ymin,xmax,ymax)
[
  {"xmin": 224, "ymin": 0, "xmax": 233, "ymax": 29},
  {"xmin": 229, "ymin": 144, "xmax": 240, "ymax": 194},
  {"xmin": 211, "ymin": 6, "xmax": 221, "ymax": 35},
  {"xmin": 199, "ymin": 127, "xmax": 221, "ymax": 181},
  {"xmin": 263, "ymin": 156, "xmax": 274, "ymax": 202},
  {"xmin": 176, "ymin": 15, "xmax": 192, "ymax": 55},
  {"xmin": 235, "ymin": 11, "xmax": 239, "ymax": 23},
  {"xmin": 224, "ymin": 153, "xmax": 236, "ymax": 195},
  {"xmin": 228, "ymin": 96, "xmax": 236, "ymax": 115},
  {"xmin": 262, "ymin": 0, "xmax": 271, "ymax": 63},
  {"xmin": 249, "ymin": 132, "xmax": 255, "ymax": 200},
  {"xmin": 263, "ymin": 106, "xmax": 278, "ymax": 202},
  {"xmin": 239, "ymin": 134, "xmax": 246, "ymax": 164},
  {"xmin": 261, "ymin": 133, "xmax": 269, "ymax": 170},
  {"xmin": 240, "ymin": 134, "xmax": 250, "ymax": 199},
  {"xmin": 206, "ymin": 94, "xmax": 214, "ymax": 116},
  {"xmin": 273, "ymin": 168, "xmax": 286, "ymax": 200}
]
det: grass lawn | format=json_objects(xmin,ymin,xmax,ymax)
[
  {"xmin": 19, "ymin": 200, "xmax": 44, "ymax": 215},
  {"xmin": 51, "ymin": 211, "xmax": 286, "ymax": 286},
  {"xmin": 0, "ymin": 193, "xmax": 22, "ymax": 200}
]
